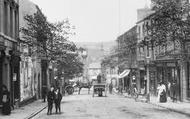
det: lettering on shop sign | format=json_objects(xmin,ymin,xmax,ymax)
[
  {"xmin": 166, "ymin": 63, "xmax": 176, "ymax": 67},
  {"xmin": 157, "ymin": 63, "xmax": 163, "ymax": 67},
  {"xmin": 13, "ymin": 73, "xmax": 17, "ymax": 81},
  {"xmin": 150, "ymin": 72, "xmax": 155, "ymax": 81}
]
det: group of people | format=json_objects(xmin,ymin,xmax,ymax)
[
  {"xmin": 157, "ymin": 82, "xmax": 167, "ymax": 103},
  {"xmin": 47, "ymin": 86, "xmax": 62, "ymax": 115}
]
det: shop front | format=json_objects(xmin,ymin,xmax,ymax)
[
  {"xmin": 156, "ymin": 61, "xmax": 181, "ymax": 101},
  {"xmin": 137, "ymin": 61, "xmax": 146, "ymax": 94},
  {"xmin": 186, "ymin": 61, "xmax": 190, "ymax": 100},
  {"xmin": 118, "ymin": 69, "xmax": 130, "ymax": 92},
  {"xmin": 10, "ymin": 50, "xmax": 21, "ymax": 107},
  {"xmin": 0, "ymin": 50, "xmax": 6, "ymax": 107}
]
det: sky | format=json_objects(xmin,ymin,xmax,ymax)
[{"xmin": 30, "ymin": 0, "xmax": 151, "ymax": 43}]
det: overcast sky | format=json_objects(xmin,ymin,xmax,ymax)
[{"xmin": 30, "ymin": 0, "xmax": 151, "ymax": 43}]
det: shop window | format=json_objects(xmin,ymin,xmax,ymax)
[
  {"xmin": 10, "ymin": 7, "xmax": 13, "ymax": 37},
  {"xmin": 15, "ymin": 10, "xmax": 17, "ymax": 38},
  {"xmin": 147, "ymin": 46, "xmax": 150, "ymax": 57},
  {"xmin": 187, "ymin": 62, "xmax": 190, "ymax": 97}
]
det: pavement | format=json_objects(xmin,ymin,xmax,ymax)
[
  {"xmin": 149, "ymin": 96, "xmax": 190, "ymax": 116},
  {"xmin": 117, "ymin": 90, "xmax": 190, "ymax": 116},
  {"xmin": 0, "ymin": 99, "xmax": 47, "ymax": 119},
  {"xmin": 0, "ymin": 89, "xmax": 190, "ymax": 119}
]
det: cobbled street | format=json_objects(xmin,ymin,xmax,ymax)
[{"xmin": 34, "ymin": 89, "xmax": 190, "ymax": 119}]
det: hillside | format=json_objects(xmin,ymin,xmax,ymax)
[{"xmin": 75, "ymin": 41, "xmax": 116, "ymax": 64}]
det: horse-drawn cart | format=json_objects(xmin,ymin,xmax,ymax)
[{"xmin": 92, "ymin": 81, "xmax": 107, "ymax": 97}]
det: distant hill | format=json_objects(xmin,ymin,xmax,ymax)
[{"xmin": 75, "ymin": 41, "xmax": 116, "ymax": 64}]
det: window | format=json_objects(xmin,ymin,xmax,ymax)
[
  {"xmin": 4, "ymin": 2, "xmax": 8, "ymax": 35},
  {"xmin": 10, "ymin": 7, "xmax": 13, "ymax": 37},
  {"xmin": 187, "ymin": 62, "xmax": 190, "ymax": 97},
  {"xmin": 15, "ymin": 10, "xmax": 18, "ymax": 39}
]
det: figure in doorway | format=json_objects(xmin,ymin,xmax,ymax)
[
  {"xmin": 157, "ymin": 82, "xmax": 167, "ymax": 103},
  {"xmin": 171, "ymin": 82, "xmax": 177, "ymax": 102},
  {"xmin": 42, "ymin": 86, "xmax": 47, "ymax": 102},
  {"xmin": 1, "ymin": 85, "xmax": 11, "ymax": 115}
]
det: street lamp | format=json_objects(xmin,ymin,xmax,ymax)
[
  {"xmin": 146, "ymin": 56, "xmax": 150, "ymax": 102},
  {"xmin": 81, "ymin": 49, "xmax": 88, "ymax": 81}
]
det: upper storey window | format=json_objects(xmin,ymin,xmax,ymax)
[{"xmin": 4, "ymin": 1, "xmax": 8, "ymax": 35}]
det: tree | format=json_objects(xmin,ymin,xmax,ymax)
[
  {"xmin": 113, "ymin": 26, "xmax": 137, "ymax": 72},
  {"xmin": 21, "ymin": 5, "xmax": 52, "ymax": 57},
  {"xmin": 146, "ymin": 0, "xmax": 190, "ymax": 58},
  {"xmin": 21, "ymin": 5, "xmax": 84, "ymax": 80}
]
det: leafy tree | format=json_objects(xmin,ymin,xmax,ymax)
[
  {"xmin": 146, "ymin": 0, "xmax": 190, "ymax": 58},
  {"xmin": 21, "ymin": 5, "xmax": 52, "ymax": 57},
  {"xmin": 21, "ymin": 5, "xmax": 84, "ymax": 80},
  {"xmin": 113, "ymin": 26, "xmax": 137, "ymax": 72}
]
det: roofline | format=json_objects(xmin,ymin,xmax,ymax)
[
  {"xmin": 136, "ymin": 11, "xmax": 155, "ymax": 24},
  {"xmin": 116, "ymin": 25, "xmax": 137, "ymax": 41}
]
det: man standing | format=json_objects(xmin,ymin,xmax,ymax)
[
  {"xmin": 109, "ymin": 82, "xmax": 113, "ymax": 94},
  {"xmin": 2, "ymin": 85, "xmax": 11, "ymax": 115},
  {"xmin": 54, "ymin": 88, "xmax": 62, "ymax": 114},
  {"xmin": 47, "ymin": 86, "xmax": 54, "ymax": 115}
]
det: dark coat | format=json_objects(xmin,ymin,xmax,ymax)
[
  {"xmin": 54, "ymin": 92, "xmax": 62, "ymax": 104},
  {"xmin": 2, "ymin": 90, "xmax": 11, "ymax": 115},
  {"xmin": 47, "ymin": 91, "xmax": 54, "ymax": 104}
]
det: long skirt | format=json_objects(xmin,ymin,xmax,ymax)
[
  {"xmin": 160, "ymin": 91, "xmax": 167, "ymax": 103},
  {"xmin": 2, "ymin": 102, "xmax": 11, "ymax": 115}
]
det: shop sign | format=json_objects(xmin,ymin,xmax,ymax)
[
  {"xmin": 139, "ymin": 67, "xmax": 145, "ymax": 70},
  {"xmin": 156, "ymin": 63, "xmax": 163, "ymax": 67},
  {"xmin": 166, "ymin": 63, "xmax": 176, "ymax": 67},
  {"xmin": 13, "ymin": 73, "xmax": 17, "ymax": 81},
  {"xmin": 150, "ymin": 71, "xmax": 155, "ymax": 81}
]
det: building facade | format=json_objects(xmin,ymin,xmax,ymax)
[
  {"xmin": 19, "ymin": 0, "xmax": 43, "ymax": 104},
  {"xmin": 117, "ymin": 26, "xmax": 138, "ymax": 92},
  {"xmin": 88, "ymin": 62, "xmax": 101, "ymax": 82},
  {"xmin": 136, "ymin": 1, "xmax": 190, "ymax": 102},
  {"xmin": 0, "ymin": 0, "xmax": 20, "ymax": 107}
]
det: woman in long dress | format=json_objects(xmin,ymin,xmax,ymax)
[{"xmin": 157, "ymin": 82, "xmax": 166, "ymax": 102}]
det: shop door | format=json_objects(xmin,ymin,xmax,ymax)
[{"xmin": 0, "ymin": 58, "xmax": 3, "ymax": 105}]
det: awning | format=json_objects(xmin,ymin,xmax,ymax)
[{"xmin": 119, "ymin": 69, "xmax": 130, "ymax": 78}]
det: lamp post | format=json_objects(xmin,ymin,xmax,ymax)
[
  {"xmin": 81, "ymin": 49, "xmax": 88, "ymax": 81},
  {"xmin": 146, "ymin": 56, "xmax": 150, "ymax": 102}
]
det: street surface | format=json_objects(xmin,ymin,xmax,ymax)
[{"xmin": 35, "ymin": 89, "xmax": 190, "ymax": 119}]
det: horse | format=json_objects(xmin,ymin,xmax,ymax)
[{"xmin": 76, "ymin": 81, "xmax": 92, "ymax": 94}]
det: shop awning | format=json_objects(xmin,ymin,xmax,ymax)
[{"xmin": 119, "ymin": 69, "xmax": 130, "ymax": 78}]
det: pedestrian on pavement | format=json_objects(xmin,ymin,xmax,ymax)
[
  {"xmin": 54, "ymin": 88, "xmax": 62, "ymax": 114},
  {"xmin": 1, "ymin": 85, "xmax": 11, "ymax": 115},
  {"xmin": 109, "ymin": 82, "xmax": 113, "ymax": 94},
  {"xmin": 157, "ymin": 82, "xmax": 167, "ymax": 103},
  {"xmin": 171, "ymin": 82, "xmax": 177, "ymax": 102},
  {"xmin": 168, "ymin": 82, "xmax": 171, "ymax": 98},
  {"xmin": 42, "ymin": 86, "xmax": 47, "ymax": 102},
  {"xmin": 97, "ymin": 73, "xmax": 102, "ymax": 83},
  {"xmin": 47, "ymin": 86, "xmax": 55, "ymax": 115}
]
